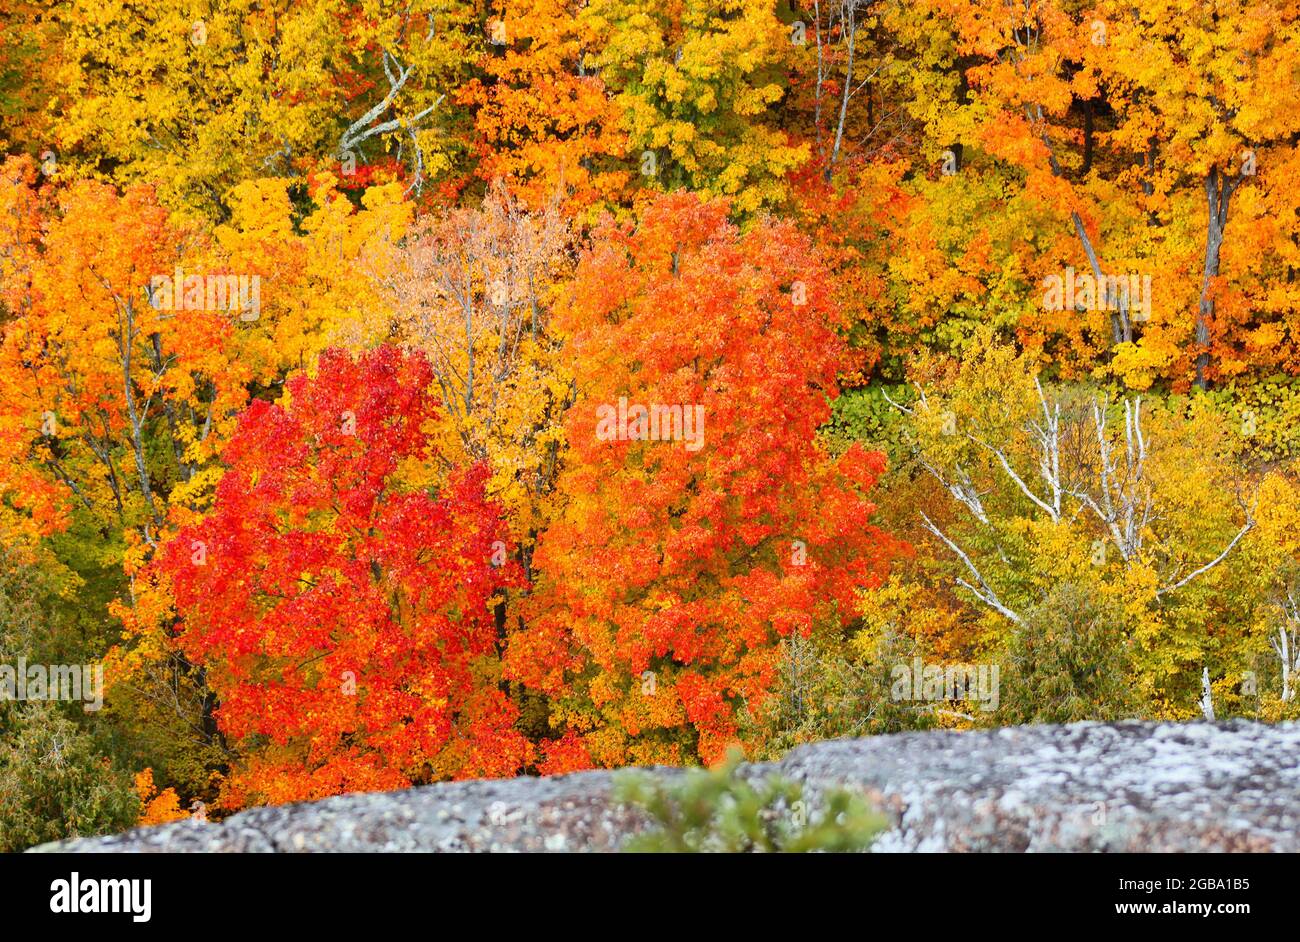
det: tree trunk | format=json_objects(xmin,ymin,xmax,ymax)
[
  {"xmin": 1195, "ymin": 168, "xmax": 1239, "ymax": 389},
  {"xmin": 825, "ymin": 7, "xmax": 856, "ymax": 182}
]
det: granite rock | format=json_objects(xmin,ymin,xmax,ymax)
[{"xmin": 33, "ymin": 720, "xmax": 1300, "ymax": 852}]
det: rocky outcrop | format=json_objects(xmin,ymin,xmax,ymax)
[{"xmin": 33, "ymin": 720, "xmax": 1300, "ymax": 852}]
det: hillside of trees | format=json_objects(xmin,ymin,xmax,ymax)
[{"xmin": 1, "ymin": 0, "xmax": 1298, "ymax": 848}]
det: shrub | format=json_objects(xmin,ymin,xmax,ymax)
[
  {"xmin": 0, "ymin": 704, "xmax": 140, "ymax": 851},
  {"xmin": 615, "ymin": 749, "xmax": 885, "ymax": 853},
  {"xmin": 1000, "ymin": 583, "xmax": 1138, "ymax": 724}
]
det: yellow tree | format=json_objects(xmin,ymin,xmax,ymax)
[
  {"xmin": 50, "ymin": 0, "xmax": 479, "ymax": 215},
  {"xmin": 370, "ymin": 183, "xmax": 574, "ymax": 553},
  {"xmin": 0, "ymin": 2, "xmax": 58, "ymax": 155},
  {"xmin": 215, "ymin": 172, "xmax": 413, "ymax": 371},
  {"xmin": 907, "ymin": 0, "xmax": 1300, "ymax": 387},
  {"xmin": 1091, "ymin": 0, "xmax": 1300, "ymax": 387},
  {"xmin": 584, "ymin": 0, "xmax": 810, "ymax": 214},
  {"xmin": 887, "ymin": 332, "xmax": 1258, "ymax": 716}
]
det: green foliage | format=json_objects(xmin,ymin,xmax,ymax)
[
  {"xmin": 0, "ymin": 704, "xmax": 140, "ymax": 851},
  {"xmin": 615, "ymin": 749, "xmax": 886, "ymax": 853},
  {"xmin": 1204, "ymin": 376, "xmax": 1300, "ymax": 465},
  {"xmin": 0, "ymin": 541, "xmax": 142, "ymax": 848},
  {"xmin": 1000, "ymin": 583, "xmax": 1139, "ymax": 725},
  {"xmin": 747, "ymin": 628, "xmax": 941, "ymax": 760},
  {"xmin": 822, "ymin": 384, "xmax": 914, "ymax": 466}
]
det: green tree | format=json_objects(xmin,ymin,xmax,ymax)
[
  {"xmin": 1000, "ymin": 583, "xmax": 1138, "ymax": 725},
  {"xmin": 0, "ymin": 705, "xmax": 140, "ymax": 851}
]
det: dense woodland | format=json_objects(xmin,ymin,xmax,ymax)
[{"xmin": 1, "ymin": 0, "xmax": 1298, "ymax": 848}]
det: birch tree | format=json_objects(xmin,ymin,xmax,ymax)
[{"xmin": 889, "ymin": 335, "xmax": 1256, "ymax": 660}]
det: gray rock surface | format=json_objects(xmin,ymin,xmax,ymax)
[{"xmin": 32, "ymin": 720, "xmax": 1300, "ymax": 852}]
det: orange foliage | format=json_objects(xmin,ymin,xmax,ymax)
[{"xmin": 510, "ymin": 193, "xmax": 904, "ymax": 766}]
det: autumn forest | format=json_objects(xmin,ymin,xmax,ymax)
[{"xmin": 0, "ymin": 0, "xmax": 1298, "ymax": 849}]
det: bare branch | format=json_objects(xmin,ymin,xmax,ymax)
[
  {"xmin": 1156, "ymin": 515, "xmax": 1255, "ymax": 599},
  {"xmin": 920, "ymin": 511, "xmax": 1024, "ymax": 626}
]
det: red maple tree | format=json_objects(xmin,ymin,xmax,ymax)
[{"xmin": 158, "ymin": 345, "xmax": 530, "ymax": 805}]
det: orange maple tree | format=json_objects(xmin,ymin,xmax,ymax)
[
  {"xmin": 509, "ymin": 192, "xmax": 904, "ymax": 770},
  {"xmin": 0, "ymin": 160, "xmax": 252, "ymax": 543},
  {"xmin": 460, "ymin": 0, "xmax": 628, "ymax": 213}
]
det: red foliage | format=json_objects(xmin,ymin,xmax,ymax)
[{"xmin": 159, "ymin": 345, "xmax": 530, "ymax": 805}]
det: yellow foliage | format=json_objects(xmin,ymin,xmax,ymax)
[{"xmin": 134, "ymin": 769, "xmax": 190, "ymax": 826}]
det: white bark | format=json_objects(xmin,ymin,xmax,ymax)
[
  {"xmin": 889, "ymin": 379, "xmax": 1254, "ymax": 626},
  {"xmin": 919, "ymin": 511, "xmax": 1024, "ymax": 626},
  {"xmin": 1199, "ymin": 667, "xmax": 1216, "ymax": 721},
  {"xmin": 1271, "ymin": 589, "xmax": 1300, "ymax": 703},
  {"xmin": 339, "ymin": 49, "xmax": 445, "ymax": 194}
]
